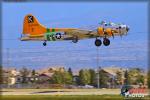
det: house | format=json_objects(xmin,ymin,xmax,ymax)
[
  {"xmin": 73, "ymin": 75, "xmax": 80, "ymax": 85},
  {"xmin": 99, "ymin": 67, "xmax": 126, "ymax": 88},
  {"xmin": 36, "ymin": 66, "xmax": 65, "ymax": 83},
  {"xmin": 37, "ymin": 73, "xmax": 51, "ymax": 83},
  {"xmin": 2, "ymin": 68, "xmax": 20, "ymax": 85}
]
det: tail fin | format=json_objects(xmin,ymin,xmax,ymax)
[{"xmin": 22, "ymin": 14, "xmax": 47, "ymax": 36}]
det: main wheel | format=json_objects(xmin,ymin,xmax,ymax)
[
  {"xmin": 103, "ymin": 38, "xmax": 110, "ymax": 46},
  {"xmin": 43, "ymin": 42, "xmax": 47, "ymax": 46},
  {"xmin": 72, "ymin": 35, "xmax": 78, "ymax": 43},
  {"xmin": 95, "ymin": 39, "xmax": 102, "ymax": 47}
]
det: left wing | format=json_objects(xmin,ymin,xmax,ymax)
[
  {"xmin": 64, "ymin": 26, "xmax": 128, "ymax": 41},
  {"xmin": 64, "ymin": 29, "xmax": 98, "ymax": 40}
]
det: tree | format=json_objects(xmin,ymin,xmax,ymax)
[
  {"xmin": 79, "ymin": 69, "xmax": 91, "ymax": 85},
  {"xmin": 20, "ymin": 67, "xmax": 30, "ymax": 83},
  {"xmin": 124, "ymin": 70, "xmax": 130, "ymax": 85},
  {"xmin": 31, "ymin": 69, "xmax": 36, "ymax": 83},
  {"xmin": 127, "ymin": 68, "xmax": 144, "ymax": 85},
  {"xmin": 51, "ymin": 71, "xmax": 63, "ymax": 84},
  {"xmin": 31, "ymin": 69, "xmax": 36, "ymax": 76},
  {"xmin": 148, "ymin": 70, "xmax": 150, "ymax": 89},
  {"xmin": 79, "ymin": 69, "xmax": 84, "ymax": 85},
  {"xmin": 116, "ymin": 71, "xmax": 123, "ymax": 85},
  {"xmin": 63, "ymin": 71, "xmax": 73, "ymax": 84},
  {"xmin": 68, "ymin": 67, "xmax": 73, "ymax": 76},
  {"xmin": 99, "ymin": 69, "xmax": 109, "ymax": 88},
  {"xmin": 0, "ymin": 66, "xmax": 2, "ymax": 84},
  {"xmin": 89, "ymin": 69, "xmax": 96, "ymax": 86},
  {"xmin": 51, "ymin": 71, "xmax": 72, "ymax": 84},
  {"xmin": 136, "ymin": 74, "xmax": 144, "ymax": 84},
  {"xmin": 67, "ymin": 67, "xmax": 73, "ymax": 84}
]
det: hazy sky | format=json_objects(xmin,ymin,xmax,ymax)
[{"xmin": 1, "ymin": 2, "xmax": 148, "ymax": 70}]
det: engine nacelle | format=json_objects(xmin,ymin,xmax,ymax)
[
  {"xmin": 105, "ymin": 28, "xmax": 113, "ymax": 36},
  {"xmin": 97, "ymin": 27, "xmax": 104, "ymax": 36},
  {"xmin": 97, "ymin": 27, "xmax": 113, "ymax": 37}
]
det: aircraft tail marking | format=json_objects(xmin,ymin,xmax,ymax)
[{"xmin": 22, "ymin": 14, "xmax": 47, "ymax": 35}]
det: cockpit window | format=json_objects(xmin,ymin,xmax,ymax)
[{"xmin": 110, "ymin": 23, "xmax": 116, "ymax": 26}]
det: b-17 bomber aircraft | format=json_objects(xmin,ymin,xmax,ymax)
[{"xmin": 21, "ymin": 14, "xmax": 130, "ymax": 46}]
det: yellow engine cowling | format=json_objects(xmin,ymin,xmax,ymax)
[
  {"xmin": 97, "ymin": 27, "xmax": 113, "ymax": 37},
  {"xmin": 97, "ymin": 27, "xmax": 104, "ymax": 36},
  {"xmin": 105, "ymin": 28, "xmax": 113, "ymax": 36}
]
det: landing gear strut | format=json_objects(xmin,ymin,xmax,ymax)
[
  {"xmin": 95, "ymin": 39, "xmax": 102, "ymax": 47},
  {"xmin": 72, "ymin": 35, "xmax": 78, "ymax": 43},
  {"xmin": 43, "ymin": 41, "xmax": 47, "ymax": 46},
  {"xmin": 103, "ymin": 38, "xmax": 110, "ymax": 46}
]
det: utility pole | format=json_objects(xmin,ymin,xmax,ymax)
[
  {"xmin": 97, "ymin": 70, "xmax": 100, "ymax": 88},
  {"xmin": 96, "ymin": 47, "xmax": 100, "ymax": 88},
  {"xmin": 7, "ymin": 48, "xmax": 10, "ymax": 67}
]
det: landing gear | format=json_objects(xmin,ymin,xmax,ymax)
[
  {"xmin": 72, "ymin": 35, "xmax": 78, "ymax": 43},
  {"xmin": 95, "ymin": 39, "xmax": 102, "ymax": 47},
  {"xmin": 94, "ymin": 38, "xmax": 110, "ymax": 47},
  {"xmin": 43, "ymin": 41, "xmax": 47, "ymax": 46},
  {"xmin": 103, "ymin": 38, "xmax": 110, "ymax": 46}
]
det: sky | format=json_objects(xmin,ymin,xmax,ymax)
[{"xmin": 1, "ymin": 2, "xmax": 149, "ymax": 71}]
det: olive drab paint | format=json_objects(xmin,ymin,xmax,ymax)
[{"xmin": 45, "ymin": 29, "xmax": 56, "ymax": 41}]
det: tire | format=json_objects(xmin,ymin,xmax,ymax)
[
  {"xmin": 43, "ymin": 42, "xmax": 47, "ymax": 46},
  {"xmin": 95, "ymin": 39, "xmax": 102, "ymax": 47},
  {"xmin": 103, "ymin": 38, "xmax": 110, "ymax": 46},
  {"xmin": 72, "ymin": 35, "xmax": 78, "ymax": 43}
]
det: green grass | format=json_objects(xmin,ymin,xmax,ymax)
[
  {"xmin": 0, "ymin": 95, "xmax": 150, "ymax": 100},
  {"xmin": 1, "ymin": 95, "xmax": 149, "ymax": 100}
]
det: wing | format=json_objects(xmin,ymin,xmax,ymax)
[
  {"xmin": 64, "ymin": 29, "xmax": 99, "ymax": 40},
  {"xmin": 64, "ymin": 28, "xmax": 125, "ymax": 40}
]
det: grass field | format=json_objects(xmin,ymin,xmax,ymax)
[
  {"xmin": 1, "ymin": 95, "xmax": 149, "ymax": 100},
  {"xmin": 1, "ymin": 89, "xmax": 149, "ymax": 100},
  {"xmin": 1, "ymin": 95, "xmax": 123, "ymax": 100}
]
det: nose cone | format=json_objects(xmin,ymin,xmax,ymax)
[{"xmin": 126, "ymin": 25, "xmax": 130, "ymax": 32}]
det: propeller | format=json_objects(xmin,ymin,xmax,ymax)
[
  {"xmin": 123, "ymin": 25, "xmax": 129, "ymax": 36},
  {"xmin": 126, "ymin": 25, "xmax": 130, "ymax": 32},
  {"xmin": 118, "ymin": 25, "xmax": 123, "ymax": 38},
  {"xmin": 111, "ymin": 31, "xmax": 115, "ymax": 39}
]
